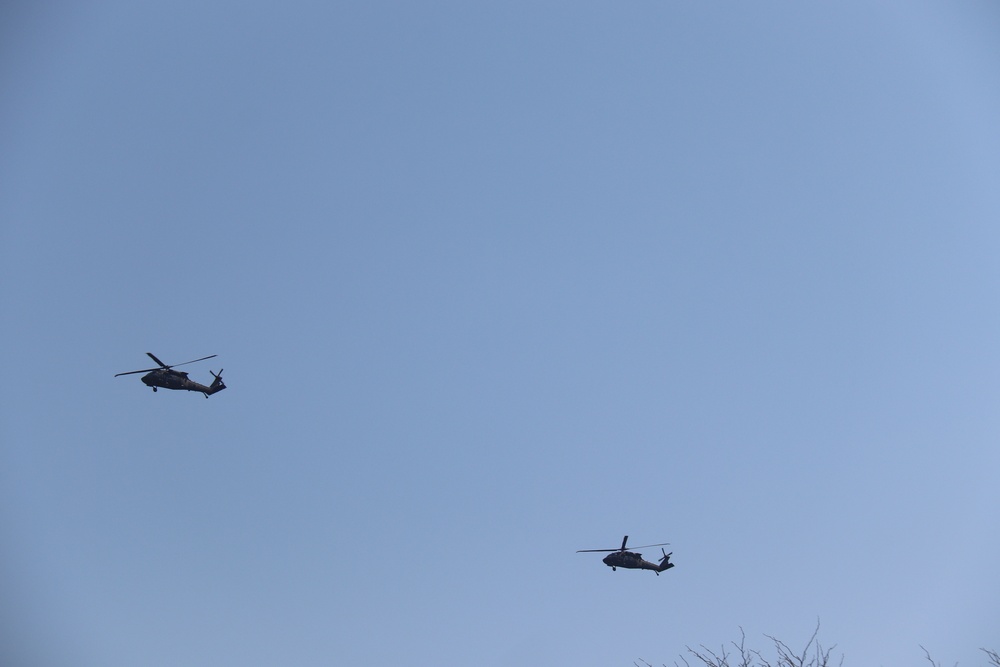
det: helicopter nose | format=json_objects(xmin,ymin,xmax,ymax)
[{"xmin": 602, "ymin": 554, "xmax": 614, "ymax": 565}]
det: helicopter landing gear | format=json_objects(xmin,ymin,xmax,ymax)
[
  {"xmin": 611, "ymin": 566, "xmax": 616, "ymax": 571},
  {"xmin": 152, "ymin": 387, "xmax": 157, "ymax": 392}
]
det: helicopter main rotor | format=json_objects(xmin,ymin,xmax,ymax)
[
  {"xmin": 114, "ymin": 353, "xmax": 218, "ymax": 377},
  {"xmin": 576, "ymin": 535, "xmax": 670, "ymax": 553}
]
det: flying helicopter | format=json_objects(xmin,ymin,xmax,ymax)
[
  {"xmin": 577, "ymin": 535, "xmax": 674, "ymax": 575},
  {"xmin": 115, "ymin": 353, "xmax": 226, "ymax": 398}
]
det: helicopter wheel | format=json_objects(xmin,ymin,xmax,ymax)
[{"xmin": 152, "ymin": 387, "xmax": 157, "ymax": 392}]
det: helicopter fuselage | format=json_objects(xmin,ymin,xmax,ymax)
[
  {"xmin": 603, "ymin": 551, "xmax": 674, "ymax": 574},
  {"xmin": 141, "ymin": 369, "xmax": 225, "ymax": 396}
]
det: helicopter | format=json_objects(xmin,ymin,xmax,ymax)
[
  {"xmin": 577, "ymin": 535, "xmax": 674, "ymax": 575},
  {"xmin": 115, "ymin": 352, "xmax": 226, "ymax": 398}
]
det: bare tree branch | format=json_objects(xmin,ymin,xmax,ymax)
[
  {"xmin": 667, "ymin": 627, "xmax": 991, "ymax": 667},
  {"xmin": 920, "ymin": 645, "xmax": 959, "ymax": 667}
]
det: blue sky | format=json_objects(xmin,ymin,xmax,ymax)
[{"xmin": 2, "ymin": 2, "xmax": 999, "ymax": 666}]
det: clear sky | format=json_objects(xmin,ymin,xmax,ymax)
[{"xmin": 2, "ymin": 2, "xmax": 999, "ymax": 666}]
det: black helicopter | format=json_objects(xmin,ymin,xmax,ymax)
[
  {"xmin": 577, "ymin": 535, "xmax": 674, "ymax": 575},
  {"xmin": 115, "ymin": 353, "xmax": 226, "ymax": 398}
]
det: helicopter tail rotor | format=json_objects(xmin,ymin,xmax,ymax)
[
  {"xmin": 205, "ymin": 369, "xmax": 226, "ymax": 396},
  {"xmin": 657, "ymin": 549, "xmax": 675, "ymax": 572}
]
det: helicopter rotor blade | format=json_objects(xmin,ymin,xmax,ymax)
[
  {"xmin": 576, "ymin": 548, "xmax": 623, "ymax": 553},
  {"xmin": 114, "ymin": 367, "xmax": 161, "ymax": 377},
  {"xmin": 168, "ymin": 354, "xmax": 218, "ymax": 369},
  {"xmin": 627, "ymin": 542, "xmax": 671, "ymax": 550},
  {"xmin": 146, "ymin": 352, "xmax": 169, "ymax": 368},
  {"xmin": 620, "ymin": 535, "xmax": 629, "ymax": 551}
]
